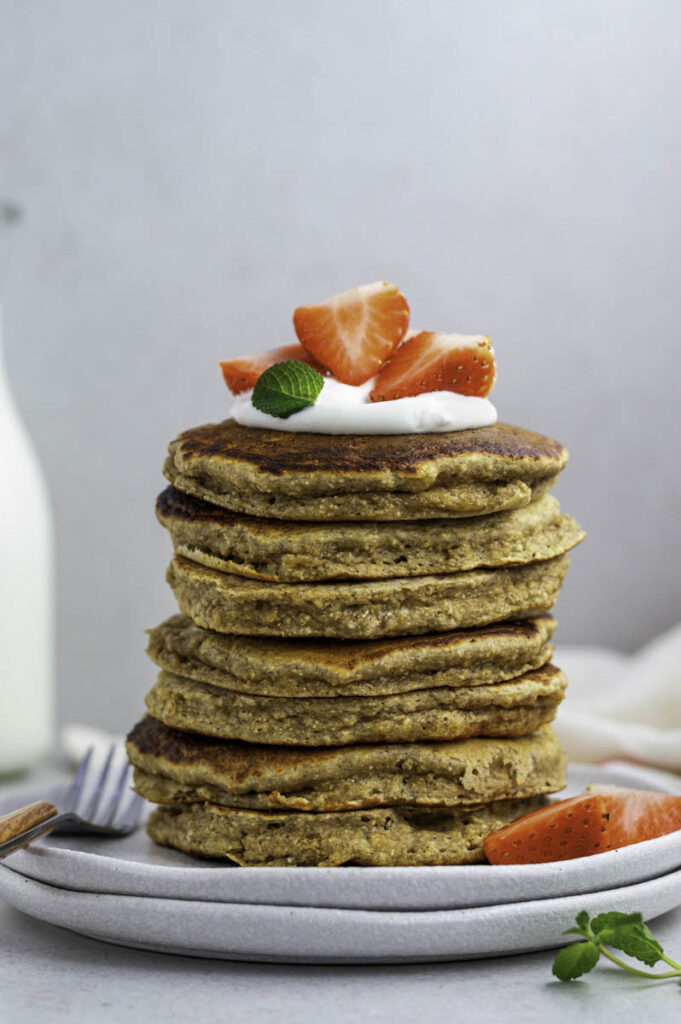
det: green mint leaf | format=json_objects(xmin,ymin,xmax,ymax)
[
  {"xmin": 604, "ymin": 923, "xmax": 664, "ymax": 967},
  {"xmin": 552, "ymin": 941, "xmax": 600, "ymax": 981},
  {"xmin": 563, "ymin": 911, "xmax": 591, "ymax": 937},
  {"xmin": 592, "ymin": 913, "xmax": 663, "ymax": 967},
  {"xmin": 252, "ymin": 361, "xmax": 325, "ymax": 419},
  {"xmin": 591, "ymin": 911, "xmax": 642, "ymax": 937}
]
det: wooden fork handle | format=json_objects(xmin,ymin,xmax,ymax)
[{"xmin": 0, "ymin": 801, "xmax": 58, "ymax": 845}]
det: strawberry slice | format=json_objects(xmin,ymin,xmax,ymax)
[
  {"xmin": 483, "ymin": 793, "xmax": 610, "ymax": 865},
  {"xmin": 591, "ymin": 785, "xmax": 681, "ymax": 849},
  {"xmin": 483, "ymin": 786, "xmax": 681, "ymax": 865},
  {"xmin": 220, "ymin": 344, "xmax": 323, "ymax": 395},
  {"xmin": 293, "ymin": 282, "xmax": 410, "ymax": 386},
  {"xmin": 369, "ymin": 332, "xmax": 496, "ymax": 402}
]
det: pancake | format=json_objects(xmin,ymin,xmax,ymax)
[
  {"xmin": 147, "ymin": 614, "xmax": 557, "ymax": 698},
  {"xmin": 157, "ymin": 487, "xmax": 585, "ymax": 582},
  {"xmin": 127, "ymin": 717, "xmax": 565, "ymax": 812},
  {"xmin": 163, "ymin": 420, "xmax": 568, "ymax": 521},
  {"xmin": 166, "ymin": 553, "xmax": 570, "ymax": 639},
  {"xmin": 146, "ymin": 797, "xmax": 547, "ymax": 866},
  {"xmin": 144, "ymin": 664, "xmax": 566, "ymax": 745}
]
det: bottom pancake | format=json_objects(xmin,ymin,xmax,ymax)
[{"xmin": 146, "ymin": 797, "xmax": 546, "ymax": 866}]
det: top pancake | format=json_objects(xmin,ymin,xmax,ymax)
[{"xmin": 164, "ymin": 419, "xmax": 568, "ymax": 521}]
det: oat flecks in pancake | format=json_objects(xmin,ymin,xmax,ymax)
[
  {"xmin": 156, "ymin": 487, "xmax": 585, "ymax": 582},
  {"xmin": 146, "ymin": 797, "xmax": 550, "ymax": 866},
  {"xmin": 146, "ymin": 614, "xmax": 557, "ymax": 697},
  {"xmin": 166, "ymin": 553, "xmax": 570, "ymax": 639},
  {"xmin": 163, "ymin": 419, "xmax": 568, "ymax": 520},
  {"xmin": 143, "ymin": 664, "xmax": 566, "ymax": 746},
  {"xmin": 127, "ymin": 717, "xmax": 566, "ymax": 813}
]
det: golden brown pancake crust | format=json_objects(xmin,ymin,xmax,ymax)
[
  {"xmin": 157, "ymin": 485, "xmax": 236, "ymax": 525},
  {"xmin": 126, "ymin": 716, "xmax": 566, "ymax": 812},
  {"xmin": 165, "ymin": 552, "xmax": 569, "ymax": 639},
  {"xmin": 145, "ymin": 613, "xmax": 557, "ymax": 697},
  {"xmin": 127, "ymin": 715, "xmax": 361, "ymax": 780},
  {"xmin": 143, "ymin": 663, "xmax": 566, "ymax": 745},
  {"xmin": 169, "ymin": 420, "xmax": 566, "ymax": 477},
  {"xmin": 156, "ymin": 486, "xmax": 585, "ymax": 583},
  {"xmin": 146, "ymin": 797, "xmax": 550, "ymax": 866},
  {"xmin": 163, "ymin": 420, "xmax": 568, "ymax": 519}
]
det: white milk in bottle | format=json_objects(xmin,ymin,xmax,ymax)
[{"xmin": 0, "ymin": 306, "xmax": 54, "ymax": 773}]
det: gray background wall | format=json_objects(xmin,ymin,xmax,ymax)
[{"xmin": 1, "ymin": 0, "xmax": 680, "ymax": 733}]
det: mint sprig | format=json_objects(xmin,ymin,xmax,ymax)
[
  {"xmin": 552, "ymin": 910, "xmax": 681, "ymax": 984},
  {"xmin": 251, "ymin": 360, "xmax": 325, "ymax": 419}
]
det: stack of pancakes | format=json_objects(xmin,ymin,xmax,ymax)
[{"xmin": 126, "ymin": 420, "xmax": 584, "ymax": 866}]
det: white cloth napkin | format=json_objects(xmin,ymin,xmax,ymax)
[
  {"xmin": 60, "ymin": 724, "xmax": 125, "ymax": 768},
  {"xmin": 554, "ymin": 621, "xmax": 681, "ymax": 773}
]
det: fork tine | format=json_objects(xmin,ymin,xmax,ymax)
[
  {"xmin": 103, "ymin": 760, "xmax": 133, "ymax": 827},
  {"xmin": 120, "ymin": 792, "xmax": 145, "ymax": 831},
  {"xmin": 62, "ymin": 746, "xmax": 94, "ymax": 813},
  {"xmin": 82, "ymin": 743, "xmax": 117, "ymax": 822}
]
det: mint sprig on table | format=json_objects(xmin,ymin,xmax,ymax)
[
  {"xmin": 251, "ymin": 360, "xmax": 325, "ymax": 419},
  {"xmin": 553, "ymin": 911, "xmax": 681, "ymax": 984}
]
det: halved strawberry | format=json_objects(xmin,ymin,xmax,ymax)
[
  {"xmin": 220, "ymin": 344, "xmax": 323, "ymax": 395},
  {"xmin": 590, "ymin": 785, "xmax": 681, "ymax": 849},
  {"xmin": 483, "ymin": 793, "xmax": 610, "ymax": 865},
  {"xmin": 483, "ymin": 785, "xmax": 681, "ymax": 865},
  {"xmin": 369, "ymin": 332, "xmax": 496, "ymax": 402},
  {"xmin": 293, "ymin": 282, "xmax": 410, "ymax": 386}
]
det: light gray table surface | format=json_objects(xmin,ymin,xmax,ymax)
[{"xmin": 2, "ymin": 771, "xmax": 681, "ymax": 1023}]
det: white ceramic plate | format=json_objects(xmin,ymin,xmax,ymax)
[
  {"xmin": 1, "ymin": 865, "xmax": 681, "ymax": 963},
  {"xmin": 2, "ymin": 761, "xmax": 681, "ymax": 912}
]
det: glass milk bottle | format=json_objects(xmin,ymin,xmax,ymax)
[{"xmin": 0, "ymin": 306, "xmax": 54, "ymax": 773}]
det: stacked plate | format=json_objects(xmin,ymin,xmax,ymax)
[{"xmin": 2, "ymin": 761, "xmax": 681, "ymax": 963}]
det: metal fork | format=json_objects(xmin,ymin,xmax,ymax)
[{"xmin": 0, "ymin": 744, "xmax": 145, "ymax": 859}]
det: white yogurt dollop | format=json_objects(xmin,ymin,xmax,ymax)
[{"xmin": 230, "ymin": 377, "xmax": 497, "ymax": 435}]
